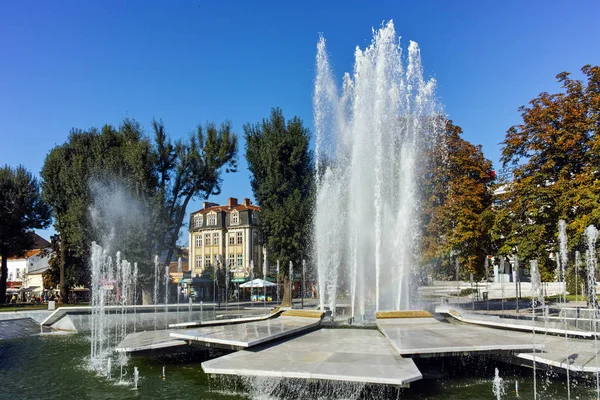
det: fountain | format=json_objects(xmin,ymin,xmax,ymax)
[
  {"xmin": 314, "ymin": 20, "xmax": 441, "ymax": 318},
  {"xmin": 492, "ymin": 368, "xmax": 505, "ymax": 400},
  {"xmin": 558, "ymin": 220, "xmax": 570, "ymax": 399},
  {"xmin": 585, "ymin": 225, "xmax": 600, "ymax": 398},
  {"xmin": 530, "ymin": 259, "xmax": 543, "ymax": 400}
]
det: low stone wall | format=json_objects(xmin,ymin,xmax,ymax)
[
  {"xmin": 0, "ymin": 310, "xmax": 53, "ymax": 323},
  {"xmin": 54, "ymin": 308, "xmax": 217, "ymax": 333},
  {"xmin": 41, "ymin": 304, "xmax": 218, "ymax": 333}
]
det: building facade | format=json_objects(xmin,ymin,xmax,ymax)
[{"xmin": 188, "ymin": 197, "xmax": 264, "ymax": 283}]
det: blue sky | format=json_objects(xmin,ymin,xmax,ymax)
[{"xmin": 1, "ymin": 1, "xmax": 599, "ymax": 242}]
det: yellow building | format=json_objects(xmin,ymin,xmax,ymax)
[{"xmin": 188, "ymin": 198, "xmax": 264, "ymax": 283}]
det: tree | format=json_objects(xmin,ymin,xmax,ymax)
[
  {"xmin": 420, "ymin": 120, "xmax": 495, "ymax": 279},
  {"xmin": 41, "ymin": 120, "xmax": 162, "ymax": 300},
  {"xmin": 41, "ymin": 118, "xmax": 238, "ymax": 302},
  {"xmin": 154, "ymin": 120, "xmax": 238, "ymax": 270},
  {"xmin": 245, "ymin": 108, "xmax": 314, "ymax": 306},
  {"xmin": 497, "ymin": 65, "xmax": 600, "ymax": 280},
  {"xmin": 0, "ymin": 165, "xmax": 51, "ymax": 303}
]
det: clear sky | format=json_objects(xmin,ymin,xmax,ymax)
[{"xmin": 1, "ymin": 1, "xmax": 599, "ymax": 242}]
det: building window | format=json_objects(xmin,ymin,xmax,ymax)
[
  {"xmin": 195, "ymin": 235, "xmax": 202, "ymax": 247},
  {"xmin": 237, "ymin": 254, "xmax": 243, "ymax": 267},
  {"xmin": 231, "ymin": 212, "xmax": 239, "ymax": 225},
  {"xmin": 237, "ymin": 231, "xmax": 243, "ymax": 245},
  {"xmin": 194, "ymin": 214, "xmax": 203, "ymax": 228},
  {"xmin": 195, "ymin": 256, "xmax": 202, "ymax": 268},
  {"xmin": 213, "ymin": 232, "xmax": 219, "ymax": 246},
  {"xmin": 229, "ymin": 254, "xmax": 235, "ymax": 267},
  {"xmin": 205, "ymin": 233, "xmax": 211, "ymax": 246},
  {"xmin": 229, "ymin": 233, "xmax": 235, "ymax": 245},
  {"xmin": 205, "ymin": 255, "xmax": 211, "ymax": 268},
  {"xmin": 214, "ymin": 254, "xmax": 219, "ymax": 267},
  {"xmin": 208, "ymin": 213, "xmax": 216, "ymax": 225}
]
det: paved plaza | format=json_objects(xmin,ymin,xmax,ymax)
[{"xmin": 202, "ymin": 328, "xmax": 422, "ymax": 386}]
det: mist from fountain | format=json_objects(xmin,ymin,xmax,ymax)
[{"xmin": 314, "ymin": 21, "xmax": 441, "ymax": 318}]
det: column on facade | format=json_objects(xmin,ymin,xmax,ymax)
[{"xmin": 188, "ymin": 231, "xmax": 193, "ymax": 274}]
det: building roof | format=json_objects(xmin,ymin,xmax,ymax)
[
  {"xmin": 26, "ymin": 251, "xmax": 52, "ymax": 274},
  {"xmin": 7, "ymin": 249, "xmax": 42, "ymax": 261},
  {"xmin": 2, "ymin": 233, "xmax": 50, "ymax": 261},
  {"xmin": 191, "ymin": 197, "xmax": 260, "ymax": 215}
]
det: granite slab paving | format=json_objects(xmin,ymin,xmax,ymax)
[
  {"xmin": 517, "ymin": 335, "xmax": 600, "ymax": 373},
  {"xmin": 437, "ymin": 306, "xmax": 594, "ymax": 338},
  {"xmin": 115, "ymin": 329, "xmax": 189, "ymax": 353},
  {"xmin": 202, "ymin": 328, "xmax": 422, "ymax": 387},
  {"xmin": 378, "ymin": 316, "xmax": 542, "ymax": 356},
  {"xmin": 170, "ymin": 314, "xmax": 321, "ymax": 350}
]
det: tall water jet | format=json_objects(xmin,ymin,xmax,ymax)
[
  {"xmin": 89, "ymin": 242, "xmax": 135, "ymax": 375},
  {"xmin": 314, "ymin": 21, "xmax": 441, "ymax": 317},
  {"xmin": 558, "ymin": 219, "xmax": 570, "ymax": 399},
  {"xmin": 530, "ymin": 259, "xmax": 543, "ymax": 400},
  {"xmin": 153, "ymin": 255, "xmax": 159, "ymax": 330},
  {"xmin": 585, "ymin": 225, "xmax": 600, "ymax": 399},
  {"xmin": 558, "ymin": 220, "xmax": 568, "ymax": 302},
  {"xmin": 586, "ymin": 226, "xmax": 599, "ymax": 310}
]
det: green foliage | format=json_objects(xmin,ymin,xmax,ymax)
[
  {"xmin": 244, "ymin": 108, "xmax": 314, "ymax": 277},
  {"xmin": 496, "ymin": 65, "xmax": 600, "ymax": 279},
  {"xmin": 0, "ymin": 165, "xmax": 51, "ymax": 303},
  {"xmin": 40, "ymin": 118, "xmax": 238, "ymax": 298},
  {"xmin": 420, "ymin": 120, "xmax": 495, "ymax": 279}
]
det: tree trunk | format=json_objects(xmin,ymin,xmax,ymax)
[
  {"xmin": 59, "ymin": 237, "xmax": 67, "ymax": 302},
  {"xmin": 163, "ymin": 193, "xmax": 193, "ymax": 268},
  {"xmin": 280, "ymin": 275, "xmax": 292, "ymax": 307},
  {"xmin": 0, "ymin": 252, "xmax": 8, "ymax": 304},
  {"xmin": 141, "ymin": 287, "xmax": 153, "ymax": 305}
]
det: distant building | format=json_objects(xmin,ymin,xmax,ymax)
[
  {"xmin": 187, "ymin": 198, "xmax": 265, "ymax": 299},
  {"xmin": 2, "ymin": 233, "xmax": 51, "ymax": 301}
]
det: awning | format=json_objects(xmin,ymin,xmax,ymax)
[
  {"xmin": 239, "ymin": 279, "xmax": 276, "ymax": 288},
  {"xmin": 231, "ymin": 277, "xmax": 250, "ymax": 283}
]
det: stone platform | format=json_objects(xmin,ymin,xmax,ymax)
[
  {"xmin": 517, "ymin": 335, "xmax": 600, "ymax": 373},
  {"xmin": 202, "ymin": 328, "xmax": 421, "ymax": 387},
  {"xmin": 377, "ymin": 315, "xmax": 542, "ymax": 356},
  {"xmin": 437, "ymin": 306, "xmax": 594, "ymax": 338},
  {"xmin": 115, "ymin": 329, "xmax": 188, "ymax": 353},
  {"xmin": 171, "ymin": 310, "xmax": 323, "ymax": 350}
]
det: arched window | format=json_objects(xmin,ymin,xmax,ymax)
[{"xmin": 194, "ymin": 214, "xmax": 203, "ymax": 228}]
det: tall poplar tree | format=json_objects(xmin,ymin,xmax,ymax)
[{"xmin": 245, "ymin": 108, "xmax": 314, "ymax": 306}]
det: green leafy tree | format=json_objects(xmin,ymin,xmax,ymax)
[
  {"xmin": 497, "ymin": 65, "xmax": 600, "ymax": 280},
  {"xmin": 154, "ymin": 120, "xmax": 238, "ymax": 269},
  {"xmin": 41, "ymin": 120, "xmax": 161, "ymax": 300},
  {"xmin": 41, "ymin": 118, "xmax": 237, "ymax": 303},
  {"xmin": 245, "ymin": 108, "xmax": 314, "ymax": 306},
  {"xmin": 0, "ymin": 165, "xmax": 51, "ymax": 303},
  {"xmin": 421, "ymin": 120, "xmax": 495, "ymax": 280}
]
